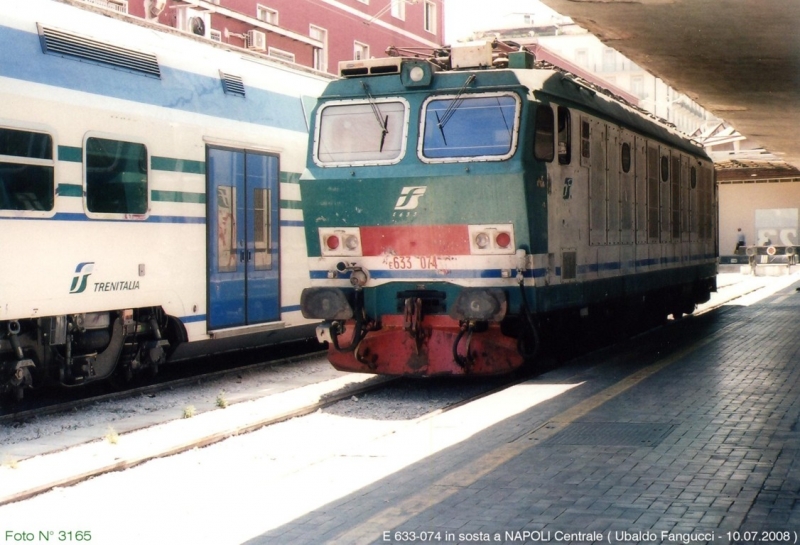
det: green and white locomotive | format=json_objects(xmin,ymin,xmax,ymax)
[{"xmin": 299, "ymin": 41, "xmax": 717, "ymax": 376}]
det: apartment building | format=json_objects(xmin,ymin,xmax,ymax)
[{"xmin": 82, "ymin": 0, "xmax": 445, "ymax": 74}]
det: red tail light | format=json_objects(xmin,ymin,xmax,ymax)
[
  {"xmin": 495, "ymin": 232, "xmax": 511, "ymax": 248},
  {"xmin": 325, "ymin": 235, "xmax": 340, "ymax": 250}
]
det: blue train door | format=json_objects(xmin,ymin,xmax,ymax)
[{"xmin": 207, "ymin": 146, "xmax": 280, "ymax": 330}]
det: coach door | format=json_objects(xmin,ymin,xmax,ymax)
[{"xmin": 207, "ymin": 146, "xmax": 280, "ymax": 330}]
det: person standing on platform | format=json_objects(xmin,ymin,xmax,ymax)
[{"xmin": 735, "ymin": 228, "xmax": 746, "ymax": 254}]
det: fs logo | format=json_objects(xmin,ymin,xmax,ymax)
[
  {"xmin": 69, "ymin": 262, "xmax": 95, "ymax": 294},
  {"xmin": 394, "ymin": 186, "xmax": 427, "ymax": 211}
]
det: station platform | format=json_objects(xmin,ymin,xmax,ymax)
[{"xmin": 245, "ymin": 275, "xmax": 800, "ymax": 545}]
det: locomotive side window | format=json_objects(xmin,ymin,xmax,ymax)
[
  {"xmin": 621, "ymin": 142, "xmax": 631, "ymax": 173},
  {"xmin": 85, "ymin": 137, "xmax": 148, "ymax": 215},
  {"xmin": 646, "ymin": 144, "xmax": 659, "ymax": 240},
  {"xmin": 0, "ymin": 127, "xmax": 54, "ymax": 211},
  {"xmin": 581, "ymin": 119, "xmax": 590, "ymax": 160},
  {"xmin": 420, "ymin": 93, "xmax": 519, "ymax": 161},
  {"xmin": 316, "ymin": 99, "xmax": 407, "ymax": 165},
  {"xmin": 557, "ymin": 107, "xmax": 571, "ymax": 165},
  {"xmin": 671, "ymin": 154, "xmax": 681, "ymax": 240},
  {"xmin": 660, "ymin": 155, "xmax": 669, "ymax": 182},
  {"xmin": 533, "ymin": 105, "xmax": 554, "ymax": 162}
]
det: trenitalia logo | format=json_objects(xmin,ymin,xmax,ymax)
[
  {"xmin": 69, "ymin": 262, "xmax": 95, "ymax": 294},
  {"xmin": 394, "ymin": 186, "xmax": 427, "ymax": 210}
]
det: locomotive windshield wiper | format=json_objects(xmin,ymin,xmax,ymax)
[
  {"xmin": 436, "ymin": 74, "xmax": 476, "ymax": 145},
  {"xmin": 361, "ymin": 81, "xmax": 389, "ymax": 152}
]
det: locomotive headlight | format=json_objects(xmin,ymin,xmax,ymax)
[
  {"xmin": 475, "ymin": 232, "xmax": 490, "ymax": 249},
  {"xmin": 300, "ymin": 288, "xmax": 353, "ymax": 320},
  {"xmin": 409, "ymin": 66, "xmax": 425, "ymax": 82},
  {"xmin": 344, "ymin": 234, "xmax": 359, "ymax": 251},
  {"xmin": 449, "ymin": 288, "xmax": 507, "ymax": 322}
]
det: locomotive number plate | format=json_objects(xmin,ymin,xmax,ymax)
[{"xmin": 385, "ymin": 256, "xmax": 440, "ymax": 270}]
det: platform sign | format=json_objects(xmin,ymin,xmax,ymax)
[{"xmin": 755, "ymin": 208, "xmax": 798, "ymax": 247}]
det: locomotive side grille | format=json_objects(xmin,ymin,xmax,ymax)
[
  {"xmin": 38, "ymin": 24, "xmax": 161, "ymax": 79},
  {"xmin": 562, "ymin": 251, "xmax": 577, "ymax": 280}
]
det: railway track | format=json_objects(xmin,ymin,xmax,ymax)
[
  {"xmin": 2, "ymin": 273, "xmax": 792, "ymax": 506},
  {"xmin": 0, "ymin": 349, "xmax": 326, "ymax": 426}
]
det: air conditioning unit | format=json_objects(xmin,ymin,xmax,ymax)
[
  {"xmin": 176, "ymin": 6, "xmax": 210, "ymax": 38},
  {"xmin": 247, "ymin": 30, "xmax": 267, "ymax": 51}
]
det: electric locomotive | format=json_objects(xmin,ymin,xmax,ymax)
[
  {"xmin": 0, "ymin": 0, "xmax": 330, "ymax": 399},
  {"xmin": 299, "ymin": 41, "xmax": 717, "ymax": 376}
]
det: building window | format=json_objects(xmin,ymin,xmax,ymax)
[
  {"xmin": 354, "ymin": 41, "xmax": 369, "ymax": 61},
  {"xmin": 85, "ymin": 137, "xmax": 148, "ymax": 215},
  {"xmin": 424, "ymin": 1, "xmax": 437, "ymax": 33},
  {"xmin": 310, "ymin": 25, "xmax": 328, "ymax": 72},
  {"xmin": 256, "ymin": 4, "xmax": 278, "ymax": 25},
  {"xmin": 631, "ymin": 75, "xmax": 644, "ymax": 98},
  {"xmin": 575, "ymin": 49, "xmax": 588, "ymax": 68},
  {"xmin": 0, "ymin": 127, "xmax": 54, "ymax": 211},
  {"xmin": 82, "ymin": 0, "xmax": 128, "ymax": 14},
  {"xmin": 268, "ymin": 47, "xmax": 295, "ymax": 63},
  {"xmin": 602, "ymin": 48, "xmax": 616, "ymax": 72},
  {"xmin": 391, "ymin": 0, "xmax": 405, "ymax": 20}
]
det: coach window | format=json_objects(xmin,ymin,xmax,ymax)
[
  {"xmin": 557, "ymin": 107, "xmax": 571, "ymax": 165},
  {"xmin": 0, "ymin": 127, "xmax": 54, "ymax": 211},
  {"xmin": 85, "ymin": 137, "xmax": 148, "ymax": 215},
  {"xmin": 533, "ymin": 105, "xmax": 554, "ymax": 162}
]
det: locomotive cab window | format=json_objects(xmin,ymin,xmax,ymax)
[
  {"xmin": 85, "ymin": 137, "xmax": 148, "ymax": 216},
  {"xmin": 315, "ymin": 99, "xmax": 408, "ymax": 166},
  {"xmin": 420, "ymin": 92, "xmax": 519, "ymax": 162},
  {"xmin": 0, "ymin": 127, "xmax": 54, "ymax": 212},
  {"xmin": 533, "ymin": 105, "xmax": 554, "ymax": 162}
]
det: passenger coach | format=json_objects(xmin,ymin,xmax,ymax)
[{"xmin": 0, "ymin": 0, "xmax": 329, "ymax": 399}]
